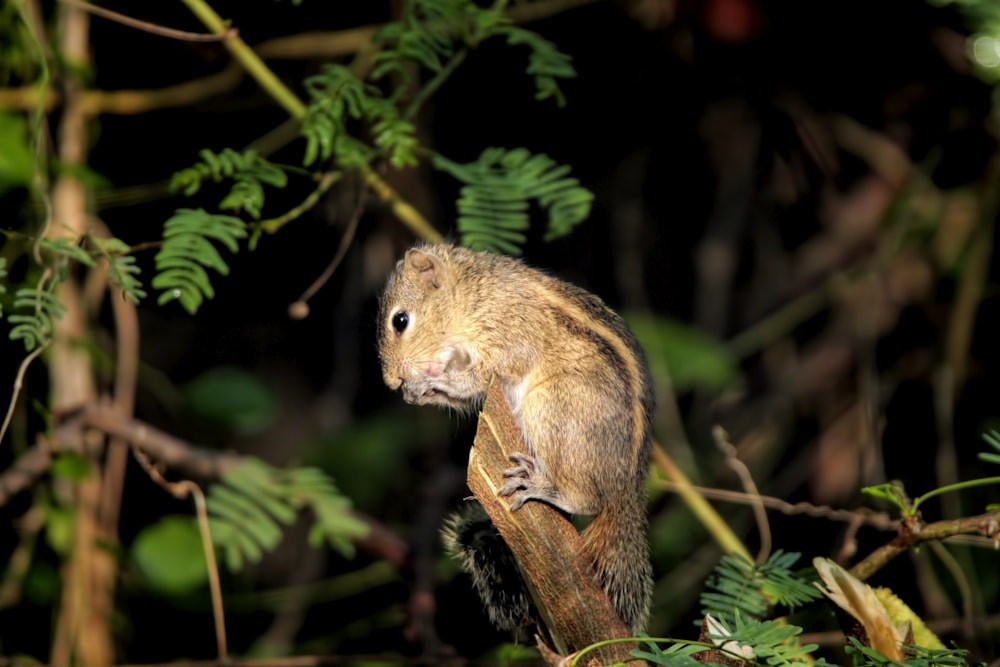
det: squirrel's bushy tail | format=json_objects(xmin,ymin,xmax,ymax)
[
  {"xmin": 582, "ymin": 494, "xmax": 652, "ymax": 634},
  {"xmin": 445, "ymin": 498, "xmax": 652, "ymax": 635},
  {"xmin": 442, "ymin": 503, "xmax": 531, "ymax": 633}
]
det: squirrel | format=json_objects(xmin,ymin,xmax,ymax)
[{"xmin": 377, "ymin": 243, "xmax": 654, "ymax": 634}]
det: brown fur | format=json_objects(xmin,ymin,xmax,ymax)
[{"xmin": 378, "ymin": 243, "xmax": 654, "ymax": 632}]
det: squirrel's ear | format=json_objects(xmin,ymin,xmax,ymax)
[{"xmin": 404, "ymin": 248, "xmax": 447, "ymax": 289}]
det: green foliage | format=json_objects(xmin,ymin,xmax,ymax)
[
  {"xmin": 184, "ymin": 366, "xmax": 279, "ymax": 434},
  {"xmin": 432, "ymin": 147, "xmax": 593, "ymax": 255},
  {"xmin": 92, "ymin": 237, "xmax": 146, "ymax": 303},
  {"xmin": 38, "ymin": 236, "xmax": 95, "ymax": 270},
  {"xmin": 706, "ymin": 613, "xmax": 819, "ymax": 667},
  {"xmin": 844, "ymin": 637, "xmax": 975, "ymax": 667},
  {"xmin": 371, "ymin": 0, "xmax": 575, "ymax": 106},
  {"xmin": 864, "ymin": 473, "xmax": 1000, "ymax": 517},
  {"xmin": 626, "ymin": 313, "xmax": 739, "ymax": 392},
  {"xmin": 0, "ymin": 112, "xmax": 35, "ymax": 191},
  {"xmin": 632, "ymin": 640, "xmax": 712, "ymax": 666},
  {"xmin": 170, "ymin": 148, "xmax": 288, "ymax": 220},
  {"xmin": 50, "ymin": 453, "xmax": 91, "ymax": 481},
  {"xmin": 206, "ymin": 457, "xmax": 369, "ymax": 572},
  {"xmin": 152, "ymin": 208, "xmax": 247, "ymax": 314},
  {"xmin": 700, "ymin": 551, "xmax": 821, "ymax": 626},
  {"xmin": 44, "ymin": 505, "xmax": 76, "ymax": 557},
  {"xmin": 0, "ymin": 236, "xmax": 144, "ymax": 333},
  {"xmin": 494, "ymin": 25, "xmax": 576, "ymax": 106},
  {"xmin": 0, "ymin": 2, "xmax": 44, "ymax": 85},
  {"xmin": 862, "ymin": 481, "xmax": 914, "ymax": 516},
  {"xmin": 981, "ymin": 429, "xmax": 1000, "ymax": 465},
  {"xmin": 301, "ymin": 64, "xmax": 414, "ymax": 168},
  {"xmin": 371, "ymin": 0, "xmax": 468, "ymax": 80},
  {"xmin": 301, "ymin": 64, "xmax": 374, "ymax": 167},
  {"xmin": 8, "ymin": 285, "xmax": 66, "ymax": 351},
  {"xmin": 132, "ymin": 516, "xmax": 209, "ymax": 595},
  {"xmin": 369, "ymin": 98, "xmax": 420, "ymax": 168}
]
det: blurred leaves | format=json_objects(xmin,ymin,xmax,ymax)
[
  {"xmin": 132, "ymin": 516, "xmax": 208, "ymax": 595},
  {"xmin": 184, "ymin": 366, "xmax": 279, "ymax": 434},
  {"xmin": 50, "ymin": 453, "xmax": 91, "ymax": 482},
  {"xmin": 626, "ymin": 313, "xmax": 739, "ymax": 393},
  {"xmin": 0, "ymin": 111, "xmax": 34, "ymax": 192},
  {"xmin": 981, "ymin": 430, "xmax": 1000, "ymax": 465},
  {"xmin": 206, "ymin": 458, "xmax": 368, "ymax": 572}
]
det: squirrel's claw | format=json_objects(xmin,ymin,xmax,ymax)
[{"xmin": 500, "ymin": 453, "xmax": 559, "ymax": 511}]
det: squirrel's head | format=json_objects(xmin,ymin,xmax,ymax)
[{"xmin": 377, "ymin": 244, "xmax": 478, "ymax": 410}]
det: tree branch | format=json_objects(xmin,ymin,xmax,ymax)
[
  {"xmin": 850, "ymin": 511, "xmax": 1000, "ymax": 581},
  {"xmin": 466, "ymin": 379, "xmax": 636, "ymax": 665}
]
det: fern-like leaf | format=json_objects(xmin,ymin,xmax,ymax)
[
  {"xmin": 432, "ymin": 147, "xmax": 593, "ymax": 255},
  {"xmin": 371, "ymin": 0, "xmax": 465, "ymax": 80},
  {"xmin": 705, "ymin": 612, "xmax": 818, "ymax": 667},
  {"xmin": 493, "ymin": 26, "xmax": 576, "ymax": 106},
  {"xmin": 8, "ymin": 286, "xmax": 67, "ymax": 351},
  {"xmin": 302, "ymin": 65, "xmax": 378, "ymax": 167},
  {"xmin": 206, "ymin": 458, "xmax": 367, "ymax": 572},
  {"xmin": 701, "ymin": 551, "xmax": 821, "ymax": 626},
  {"xmin": 92, "ymin": 237, "xmax": 146, "ymax": 303},
  {"xmin": 152, "ymin": 208, "xmax": 246, "ymax": 314},
  {"xmin": 171, "ymin": 148, "xmax": 287, "ymax": 220},
  {"xmin": 369, "ymin": 98, "xmax": 420, "ymax": 168},
  {"xmin": 301, "ymin": 65, "xmax": 415, "ymax": 169},
  {"xmin": 981, "ymin": 430, "xmax": 1000, "ymax": 465},
  {"xmin": 631, "ymin": 640, "xmax": 713, "ymax": 667},
  {"xmin": 844, "ymin": 637, "xmax": 972, "ymax": 667},
  {"xmin": 38, "ymin": 237, "xmax": 96, "ymax": 269}
]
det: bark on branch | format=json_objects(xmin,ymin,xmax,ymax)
[{"xmin": 466, "ymin": 379, "xmax": 637, "ymax": 666}]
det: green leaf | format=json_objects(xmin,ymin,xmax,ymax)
[
  {"xmin": 44, "ymin": 506, "xmax": 76, "ymax": 557},
  {"xmin": 132, "ymin": 516, "xmax": 208, "ymax": 595},
  {"xmin": 0, "ymin": 111, "xmax": 35, "ymax": 192},
  {"xmin": 861, "ymin": 481, "xmax": 913, "ymax": 515},
  {"xmin": 50, "ymin": 453, "xmax": 91, "ymax": 481},
  {"xmin": 154, "ymin": 209, "xmax": 246, "ymax": 314},
  {"xmin": 184, "ymin": 366, "xmax": 279, "ymax": 434},
  {"xmin": 204, "ymin": 457, "xmax": 366, "ymax": 571},
  {"xmin": 980, "ymin": 430, "xmax": 1000, "ymax": 465},
  {"xmin": 626, "ymin": 313, "xmax": 739, "ymax": 392},
  {"xmin": 432, "ymin": 147, "xmax": 592, "ymax": 255},
  {"xmin": 8, "ymin": 286, "xmax": 67, "ymax": 351}
]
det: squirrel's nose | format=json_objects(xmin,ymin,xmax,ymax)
[{"xmin": 383, "ymin": 370, "xmax": 403, "ymax": 390}]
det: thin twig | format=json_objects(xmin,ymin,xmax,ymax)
[
  {"xmin": 0, "ymin": 442, "xmax": 52, "ymax": 507},
  {"xmin": 58, "ymin": 0, "xmax": 235, "ymax": 41},
  {"xmin": 711, "ymin": 426, "xmax": 771, "ymax": 562},
  {"xmin": 256, "ymin": 171, "xmax": 343, "ymax": 238},
  {"xmin": 131, "ymin": 448, "xmax": 228, "ymax": 660},
  {"xmin": 651, "ymin": 443, "xmax": 752, "ymax": 561},
  {"xmin": 403, "ymin": 49, "xmax": 467, "ymax": 121},
  {"xmin": 179, "ymin": 0, "xmax": 444, "ymax": 243},
  {"xmin": 0, "ymin": 344, "xmax": 48, "ymax": 450},
  {"xmin": 928, "ymin": 541, "xmax": 976, "ymax": 641},
  {"xmin": 288, "ymin": 182, "xmax": 368, "ymax": 319},
  {"xmin": 81, "ymin": 405, "xmax": 242, "ymax": 478},
  {"xmin": 651, "ymin": 476, "xmax": 898, "ymax": 531}
]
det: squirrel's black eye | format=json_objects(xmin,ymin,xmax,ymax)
[{"xmin": 392, "ymin": 310, "xmax": 409, "ymax": 334}]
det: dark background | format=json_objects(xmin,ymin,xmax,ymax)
[{"xmin": 1, "ymin": 0, "xmax": 999, "ymax": 663}]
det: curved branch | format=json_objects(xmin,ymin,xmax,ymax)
[{"xmin": 850, "ymin": 511, "xmax": 1000, "ymax": 581}]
